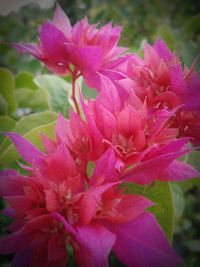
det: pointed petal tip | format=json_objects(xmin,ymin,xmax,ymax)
[{"xmin": 4, "ymin": 132, "xmax": 43, "ymax": 165}]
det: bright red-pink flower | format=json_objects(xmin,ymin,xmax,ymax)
[
  {"xmin": 56, "ymin": 77, "xmax": 200, "ymax": 185},
  {"xmin": 0, "ymin": 131, "xmax": 181, "ymax": 267},
  {"xmin": 122, "ymin": 38, "xmax": 200, "ymax": 146}
]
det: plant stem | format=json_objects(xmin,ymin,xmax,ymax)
[{"xmin": 71, "ymin": 71, "xmax": 80, "ymax": 115}]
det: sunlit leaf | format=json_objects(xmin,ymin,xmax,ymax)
[
  {"xmin": 0, "ymin": 111, "xmax": 57, "ymax": 158},
  {"xmin": 0, "ymin": 121, "xmax": 56, "ymax": 166},
  {"xmin": 34, "ymin": 75, "xmax": 70, "ymax": 116}
]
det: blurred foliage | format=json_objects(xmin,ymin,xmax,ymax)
[{"xmin": 0, "ymin": 0, "xmax": 200, "ymax": 266}]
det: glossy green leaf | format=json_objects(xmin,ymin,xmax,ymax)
[
  {"xmin": 0, "ymin": 121, "xmax": 56, "ymax": 166},
  {"xmin": 124, "ymin": 181, "xmax": 174, "ymax": 242},
  {"xmin": 15, "ymin": 71, "xmax": 38, "ymax": 90},
  {"xmin": 0, "ymin": 68, "xmax": 17, "ymax": 114},
  {"xmin": 0, "ymin": 111, "xmax": 57, "ymax": 158},
  {"xmin": 14, "ymin": 87, "xmax": 50, "ymax": 111},
  {"xmin": 34, "ymin": 75, "xmax": 70, "ymax": 116}
]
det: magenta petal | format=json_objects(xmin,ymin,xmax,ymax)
[
  {"xmin": 55, "ymin": 112, "xmax": 69, "ymax": 144},
  {"xmin": 0, "ymin": 169, "xmax": 18, "ymax": 176},
  {"xmin": 80, "ymin": 93, "xmax": 104, "ymax": 158},
  {"xmin": 40, "ymin": 22, "xmax": 67, "ymax": 62},
  {"xmin": 52, "ymin": 213, "xmax": 116, "ymax": 267},
  {"xmin": 111, "ymin": 212, "xmax": 182, "ymax": 267},
  {"xmin": 90, "ymin": 148, "xmax": 121, "ymax": 185},
  {"xmin": 145, "ymin": 138, "xmax": 190, "ymax": 159},
  {"xmin": 40, "ymin": 142, "xmax": 77, "ymax": 183},
  {"xmin": 84, "ymin": 70, "xmax": 101, "ymax": 90},
  {"xmin": 160, "ymin": 160, "xmax": 200, "ymax": 181},
  {"xmin": 52, "ymin": 212, "xmax": 77, "ymax": 236},
  {"xmin": 40, "ymin": 133, "xmax": 56, "ymax": 153},
  {"xmin": 144, "ymin": 42, "xmax": 160, "ymax": 69},
  {"xmin": 52, "ymin": 3, "xmax": 72, "ymax": 38},
  {"xmin": 4, "ymin": 132, "xmax": 43, "ymax": 165},
  {"xmin": 94, "ymin": 104, "xmax": 117, "ymax": 140},
  {"xmin": 113, "ymin": 195, "xmax": 153, "ymax": 223},
  {"xmin": 13, "ymin": 43, "xmax": 44, "ymax": 59},
  {"xmin": 67, "ymin": 44, "xmax": 103, "ymax": 72},
  {"xmin": 121, "ymin": 139, "xmax": 190, "ymax": 184},
  {"xmin": 170, "ymin": 64, "xmax": 187, "ymax": 98},
  {"xmin": 96, "ymin": 74, "xmax": 122, "ymax": 113},
  {"xmin": 117, "ymin": 105, "xmax": 142, "ymax": 137},
  {"xmin": 78, "ymin": 182, "xmax": 120, "ymax": 224},
  {"xmin": 153, "ymin": 38, "xmax": 173, "ymax": 62},
  {"xmin": 74, "ymin": 223, "xmax": 116, "ymax": 267}
]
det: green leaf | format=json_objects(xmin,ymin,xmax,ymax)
[
  {"xmin": 15, "ymin": 71, "xmax": 38, "ymax": 90},
  {"xmin": 0, "ymin": 121, "xmax": 56, "ymax": 166},
  {"xmin": 14, "ymin": 87, "xmax": 50, "ymax": 111},
  {"xmin": 0, "ymin": 95, "xmax": 8, "ymax": 115},
  {"xmin": 124, "ymin": 181, "xmax": 174, "ymax": 242},
  {"xmin": 187, "ymin": 150, "xmax": 200, "ymax": 172},
  {"xmin": 0, "ymin": 68, "xmax": 17, "ymax": 114},
  {"xmin": 0, "ymin": 111, "xmax": 57, "ymax": 159},
  {"xmin": 175, "ymin": 178, "xmax": 200, "ymax": 193},
  {"xmin": 34, "ymin": 75, "xmax": 70, "ymax": 116},
  {"xmin": 0, "ymin": 116, "xmax": 16, "ymax": 132},
  {"xmin": 0, "ymin": 116, "xmax": 16, "ymax": 143},
  {"xmin": 82, "ymin": 81, "xmax": 97, "ymax": 99},
  {"xmin": 171, "ymin": 183, "xmax": 185, "ymax": 220}
]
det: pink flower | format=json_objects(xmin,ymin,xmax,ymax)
[
  {"xmin": 14, "ymin": 4, "xmax": 126, "ymax": 88},
  {"xmin": 124, "ymin": 38, "xmax": 200, "ymax": 146},
  {"xmin": 56, "ymin": 78, "xmax": 200, "ymax": 185},
  {"xmin": 0, "ymin": 132, "xmax": 181, "ymax": 267}
]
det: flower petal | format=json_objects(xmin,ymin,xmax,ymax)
[
  {"xmin": 160, "ymin": 160, "xmax": 200, "ymax": 181},
  {"xmin": 153, "ymin": 38, "xmax": 173, "ymax": 62},
  {"xmin": 4, "ymin": 132, "xmax": 43, "ymax": 165},
  {"xmin": 52, "ymin": 3, "xmax": 72, "ymax": 38},
  {"xmin": 121, "ymin": 139, "xmax": 191, "ymax": 184},
  {"xmin": 74, "ymin": 223, "xmax": 116, "ymax": 267},
  {"xmin": 111, "ymin": 212, "xmax": 182, "ymax": 267}
]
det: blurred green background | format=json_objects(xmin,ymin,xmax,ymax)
[{"xmin": 0, "ymin": 0, "xmax": 200, "ymax": 266}]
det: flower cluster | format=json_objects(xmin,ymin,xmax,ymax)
[{"xmin": 1, "ymin": 4, "xmax": 200, "ymax": 267}]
